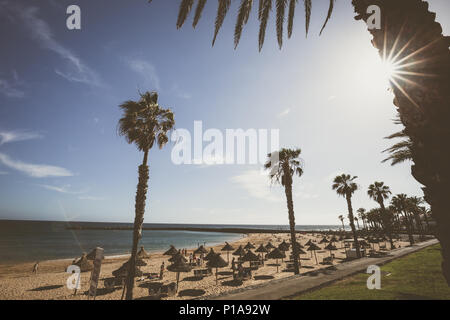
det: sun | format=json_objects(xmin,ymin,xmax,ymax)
[{"xmin": 380, "ymin": 59, "xmax": 399, "ymax": 82}]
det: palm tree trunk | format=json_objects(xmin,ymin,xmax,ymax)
[
  {"xmin": 283, "ymin": 166, "xmax": 300, "ymax": 275},
  {"xmin": 378, "ymin": 200, "xmax": 395, "ymax": 249},
  {"xmin": 125, "ymin": 150, "xmax": 149, "ymax": 300},
  {"xmin": 352, "ymin": 0, "xmax": 450, "ymax": 286},
  {"xmin": 346, "ymin": 194, "xmax": 361, "ymax": 258},
  {"xmin": 402, "ymin": 211, "xmax": 415, "ymax": 245}
]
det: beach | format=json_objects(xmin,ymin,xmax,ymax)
[{"xmin": 0, "ymin": 232, "xmax": 410, "ymax": 300}]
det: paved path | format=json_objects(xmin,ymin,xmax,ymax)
[{"xmin": 213, "ymin": 239, "xmax": 439, "ymax": 300}]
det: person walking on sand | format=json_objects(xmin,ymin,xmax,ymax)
[
  {"xmin": 159, "ymin": 262, "xmax": 165, "ymax": 280},
  {"xmin": 32, "ymin": 261, "xmax": 39, "ymax": 274}
]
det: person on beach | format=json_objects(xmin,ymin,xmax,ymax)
[
  {"xmin": 189, "ymin": 253, "xmax": 193, "ymax": 264},
  {"xmin": 32, "ymin": 262, "xmax": 39, "ymax": 274},
  {"xmin": 159, "ymin": 262, "xmax": 165, "ymax": 280}
]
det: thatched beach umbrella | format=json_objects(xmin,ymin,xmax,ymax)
[
  {"xmin": 278, "ymin": 241, "xmax": 289, "ymax": 262},
  {"xmin": 244, "ymin": 242, "xmax": 255, "ymax": 250},
  {"xmin": 266, "ymin": 248, "xmax": 285, "ymax": 273},
  {"xmin": 163, "ymin": 245, "xmax": 178, "ymax": 256},
  {"xmin": 112, "ymin": 259, "xmax": 143, "ymax": 278},
  {"xmin": 241, "ymin": 250, "xmax": 259, "ymax": 269},
  {"xmin": 324, "ymin": 243, "xmax": 338, "ymax": 261},
  {"xmin": 194, "ymin": 245, "xmax": 208, "ymax": 255},
  {"xmin": 233, "ymin": 245, "xmax": 245, "ymax": 258},
  {"xmin": 307, "ymin": 243, "xmax": 321, "ymax": 264},
  {"xmin": 278, "ymin": 240, "xmax": 290, "ymax": 251},
  {"xmin": 319, "ymin": 237, "xmax": 329, "ymax": 244},
  {"xmin": 167, "ymin": 255, "xmax": 192, "ymax": 292},
  {"xmin": 168, "ymin": 251, "xmax": 187, "ymax": 263},
  {"xmin": 137, "ymin": 246, "xmax": 151, "ymax": 259},
  {"xmin": 206, "ymin": 253, "xmax": 228, "ymax": 285},
  {"xmin": 74, "ymin": 253, "xmax": 93, "ymax": 272},
  {"xmin": 204, "ymin": 248, "xmax": 216, "ymax": 261},
  {"xmin": 255, "ymin": 244, "xmax": 268, "ymax": 264},
  {"xmin": 221, "ymin": 242, "xmax": 234, "ymax": 263},
  {"xmin": 265, "ymin": 242, "xmax": 275, "ymax": 250}
]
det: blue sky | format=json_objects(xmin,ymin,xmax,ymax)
[{"xmin": 1, "ymin": 0, "xmax": 449, "ymax": 225}]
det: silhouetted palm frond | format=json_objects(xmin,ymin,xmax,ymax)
[{"xmin": 167, "ymin": 0, "xmax": 336, "ymax": 50}]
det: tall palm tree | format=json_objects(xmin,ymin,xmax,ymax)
[
  {"xmin": 338, "ymin": 214, "xmax": 345, "ymax": 232},
  {"xmin": 332, "ymin": 174, "xmax": 361, "ymax": 258},
  {"xmin": 118, "ymin": 91, "xmax": 175, "ymax": 300},
  {"xmin": 265, "ymin": 148, "xmax": 303, "ymax": 275},
  {"xmin": 391, "ymin": 194, "xmax": 415, "ymax": 245},
  {"xmin": 368, "ymin": 182, "xmax": 394, "ymax": 249},
  {"xmin": 169, "ymin": 0, "xmax": 450, "ymax": 286}
]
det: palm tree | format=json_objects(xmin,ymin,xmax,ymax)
[
  {"xmin": 408, "ymin": 196, "xmax": 426, "ymax": 241},
  {"xmin": 354, "ymin": 216, "xmax": 360, "ymax": 231},
  {"xmin": 357, "ymin": 208, "xmax": 367, "ymax": 230},
  {"xmin": 338, "ymin": 215, "xmax": 345, "ymax": 232},
  {"xmin": 368, "ymin": 182, "xmax": 394, "ymax": 249},
  {"xmin": 169, "ymin": 0, "xmax": 450, "ymax": 286},
  {"xmin": 332, "ymin": 174, "xmax": 361, "ymax": 258},
  {"xmin": 265, "ymin": 148, "xmax": 303, "ymax": 275},
  {"xmin": 118, "ymin": 91, "xmax": 175, "ymax": 300},
  {"xmin": 391, "ymin": 194, "xmax": 414, "ymax": 245}
]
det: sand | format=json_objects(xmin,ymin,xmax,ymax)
[{"xmin": 0, "ymin": 233, "xmax": 409, "ymax": 300}]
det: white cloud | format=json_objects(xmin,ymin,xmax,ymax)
[
  {"xmin": 38, "ymin": 184, "xmax": 84, "ymax": 194},
  {"xmin": 0, "ymin": 130, "xmax": 42, "ymax": 145},
  {"xmin": 0, "ymin": 78, "xmax": 25, "ymax": 98},
  {"xmin": 230, "ymin": 169, "xmax": 282, "ymax": 203},
  {"xmin": 277, "ymin": 108, "xmax": 291, "ymax": 118},
  {"xmin": 124, "ymin": 58, "xmax": 160, "ymax": 90},
  {"xmin": 0, "ymin": 153, "xmax": 73, "ymax": 178},
  {"xmin": 0, "ymin": 2, "xmax": 101, "ymax": 87}
]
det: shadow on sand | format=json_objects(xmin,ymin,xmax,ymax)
[
  {"xmin": 178, "ymin": 289, "xmax": 206, "ymax": 297},
  {"xmin": 29, "ymin": 285, "xmax": 63, "ymax": 291}
]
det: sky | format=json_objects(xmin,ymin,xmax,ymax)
[{"xmin": 0, "ymin": 0, "xmax": 449, "ymax": 225}]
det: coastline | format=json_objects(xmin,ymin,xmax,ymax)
[{"xmin": 0, "ymin": 232, "xmax": 412, "ymax": 300}]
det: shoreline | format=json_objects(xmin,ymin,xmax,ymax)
[{"xmin": 0, "ymin": 232, "xmax": 414, "ymax": 300}]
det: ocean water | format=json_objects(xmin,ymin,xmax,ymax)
[{"xmin": 0, "ymin": 220, "xmax": 341, "ymax": 264}]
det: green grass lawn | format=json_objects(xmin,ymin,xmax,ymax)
[{"xmin": 291, "ymin": 244, "xmax": 450, "ymax": 300}]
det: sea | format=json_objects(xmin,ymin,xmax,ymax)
[{"xmin": 0, "ymin": 220, "xmax": 341, "ymax": 264}]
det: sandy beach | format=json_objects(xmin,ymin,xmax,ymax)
[{"xmin": 0, "ymin": 232, "xmax": 410, "ymax": 300}]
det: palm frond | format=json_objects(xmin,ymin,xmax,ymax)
[
  {"xmin": 276, "ymin": 0, "xmax": 287, "ymax": 49},
  {"xmin": 193, "ymin": 0, "xmax": 208, "ymax": 28},
  {"xmin": 212, "ymin": 0, "xmax": 232, "ymax": 46},
  {"xmin": 234, "ymin": 0, "xmax": 253, "ymax": 49},
  {"xmin": 303, "ymin": 0, "xmax": 311, "ymax": 36},
  {"xmin": 287, "ymin": 0, "xmax": 297, "ymax": 39},
  {"xmin": 319, "ymin": 0, "xmax": 334, "ymax": 35},
  {"xmin": 177, "ymin": 0, "xmax": 195, "ymax": 29},
  {"xmin": 259, "ymin": 0, "xmax": 272, "ymax": 51}
]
